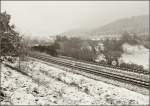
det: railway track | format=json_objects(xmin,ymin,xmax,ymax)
[
  {"xmin": 59, "ymin": 55, "xmax": 149, "ymax": 75},
  {"xmin": 29, "ymin": 53, "xmax": 149, "ymax": 89}
]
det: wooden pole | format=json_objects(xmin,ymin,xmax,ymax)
[
  {"xmin": 18, "ymin": 37, "xmax": 21, "ymax": 70},
  {"xmin": 0, "ymin": 32, "xmax": 2, "ymax": 77}
]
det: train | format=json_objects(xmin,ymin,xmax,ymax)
[{"xmin": 31, "ymin": 45, "xmax": 149, "ymax": 75}]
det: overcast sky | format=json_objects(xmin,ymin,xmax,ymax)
[{"xmin": 1, "ymin": 1, "xmax": 149, "ymax": 37}]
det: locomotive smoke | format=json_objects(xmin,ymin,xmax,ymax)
[{"xmin": 120, "ymin": 43, "xmax": 149, "ymax": 70}]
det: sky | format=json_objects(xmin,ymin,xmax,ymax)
[{"xmin": 1, "ymin": 1, "xmax": 149, "ymax": 38}]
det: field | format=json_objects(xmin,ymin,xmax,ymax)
[{"xmin": 1, "ymin": 60, "xmax": 149, "ymax": 105}]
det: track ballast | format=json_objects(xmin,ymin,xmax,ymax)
[{"xmin": 29, "ymin": 53, "xmax": 149, "ymax": 89}]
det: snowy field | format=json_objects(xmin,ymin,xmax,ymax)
[{"xmin": 1, "ymin": 60, "xmax": 149, "ymax": 105}]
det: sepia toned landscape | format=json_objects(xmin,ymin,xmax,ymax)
[{"xmin": 0, "ymin": 1, "xmax": 149, "ymax": 105}]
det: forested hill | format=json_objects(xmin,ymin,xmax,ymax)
[
  {"xmin": 92, "ymin": 15, "xmax": 149, "ymax": 35},
  {"xmin": 61, "ymin": 15, "xmax": 149, "ymax": 38}
]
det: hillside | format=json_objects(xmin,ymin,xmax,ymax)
[
  {"xmin": 1, "ymin": 60, "xmax": 149, "ymax": 105},
  {"xmin": 61, "ymin": 15, "xmax": 149, "ymax": 39},
  {"xmin": 92, "ymin": 15, "xmax": 149, "ymax": 35}
]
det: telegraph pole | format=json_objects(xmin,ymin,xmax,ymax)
[
  {"xmin": 0, "ymin": 31, "xmax": 3, "ymax": 88},
  {"xmin": 0, "ymin": 31, "xmax": 1, "ymax": 106},
  {"xmin": 0, "ymin": 0, "xmax": 1, "ymax": 78}
]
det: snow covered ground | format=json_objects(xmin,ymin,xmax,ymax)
[{"xmin": 1, "ymin": 60, "xmax": 149, "ymax": 105}]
